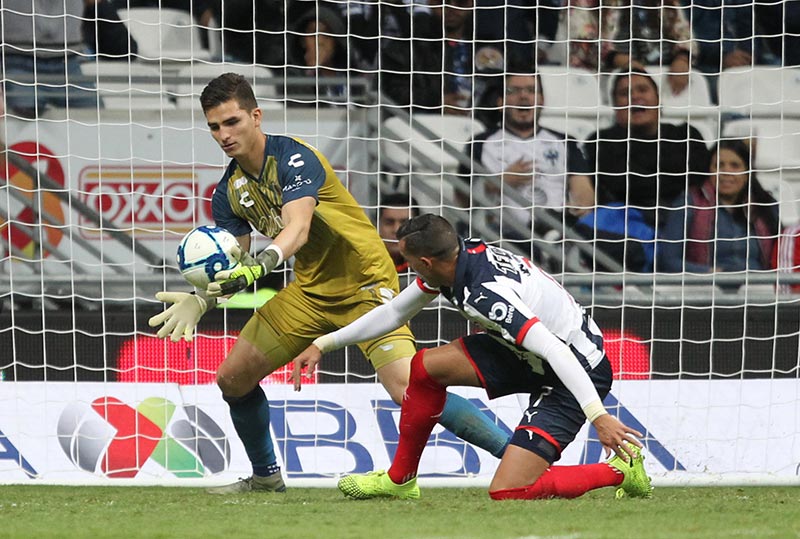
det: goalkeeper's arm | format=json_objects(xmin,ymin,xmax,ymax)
[
  {"xmin": 208, "ymin": 197, "xmax": 315, "ymax": 297},
  {"xmin": 148, "ymin": 288, "xmax": 217, "ymax": 342}
]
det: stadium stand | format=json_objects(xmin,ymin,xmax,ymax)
[
  {"xmin": 118, "ymin": 7, "xmax": 211, "ymax": 62},
  {"xmin": 81, "ymin": 61, "xmax": 174, "ymax": 110}
]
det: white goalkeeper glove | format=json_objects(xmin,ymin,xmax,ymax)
[
  {"xmin": 148, "ymin": 290, "xmax": 215, "ymax": 342},
  {"xmin": 206, "ymin": 244, "xmax": 283, "ymax": 298}
]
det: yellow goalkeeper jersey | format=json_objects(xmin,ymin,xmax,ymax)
[{"xmin": 212, "ymin": 134, "xmax": 399, "ymax": 300}]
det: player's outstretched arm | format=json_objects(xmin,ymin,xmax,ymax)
[
  {"xmin": 208, "ymin": 197, "xmax": 315, "ymax": 297},
  {"xmin": 517, "ymin": 320, "xmax": 643, "ymax": 457},
  {"xmin": 148, "ymin": 290, "xmax": 216, "ymax": 342},
  {"xmin": 291, "ymin": 282, "xmax": 436, "ymax": 391}
]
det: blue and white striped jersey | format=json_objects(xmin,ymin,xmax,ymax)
[{"xmin": 420, "ymin": 239, "xmax": 605, "ymax": 375}]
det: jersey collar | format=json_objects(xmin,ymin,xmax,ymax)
[
  {"xmin": 237, "ymin": 133, "xmax": 269, "ymax": 182},
  {"xmin": 443, "ymin": 238, "xmax": 471, "ymax": 306}
]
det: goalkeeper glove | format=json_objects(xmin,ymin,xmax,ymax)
[
  {"xmin": 207, "ymin": 244, "xmax": 283, "ymax": 298},
  {"xmin": 148, "ymin": 290, "xmax": 215, "ymax": 342}
]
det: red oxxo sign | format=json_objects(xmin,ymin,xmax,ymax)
[{"xmin": 78, "ymin": 165, "xmax": 223, "ymax": 238}]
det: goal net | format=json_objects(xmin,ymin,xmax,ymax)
[{"xmin": 0, "ymin": 0, "xmax": 798, "ymax": 487}]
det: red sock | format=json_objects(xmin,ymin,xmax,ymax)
[
  {"xmin": 387, "ymin": 350, "xmax": 446, "ymax": 485},
  {"xmin": 489, "ymin": 464, "xmax": 623, "ymax": 500}
]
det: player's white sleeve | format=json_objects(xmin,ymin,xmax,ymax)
[
  {"xmin": 520, "ymin": 322, "xmax": 608, "ymax": 422},
  {"xmin": 313, "ymin": 282, "xmax": 436, "ymax": 353}
]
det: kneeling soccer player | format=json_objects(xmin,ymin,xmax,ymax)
[{"xmin": 292, "ymin": 214, "xmax": 653, "ymax": 500}]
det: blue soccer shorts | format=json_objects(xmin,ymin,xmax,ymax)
[{"xmin": 457, "ymin": 333, "xmax": 612, "ymax": 464}]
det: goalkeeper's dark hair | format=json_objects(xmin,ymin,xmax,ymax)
[
  {"xmin": 396, "ymin": 214, "xmax": 459, "ymax": 260},
  {"xmin": 200, "ymin": 73, "xmax": 258, "ymax": 113}
]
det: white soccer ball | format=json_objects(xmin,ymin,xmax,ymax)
[{"xmin": 176, "ymin": 226, "xmax": 240, "ymax": 288}]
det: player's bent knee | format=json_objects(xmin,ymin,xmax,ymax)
[
  {"xmin": 216, "ymin": 368, "xmax": 255, "ymax": 398},
  {"xmin": 410, "ymin": 349, "xmax": 443, "ymax": 389},
  {"xmin": 375, "ymin": 355, "xmax": 412, "ymax": 404},
  {"xmin": 216, "ymin": 374, "xmax": 245, "ymax": 398},
  {"xmin": 419, "ymin": 342, "xmax": 477, "ymax": 386}
]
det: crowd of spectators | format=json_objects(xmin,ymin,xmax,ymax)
[
  {"xmin": 1, "ymin": 0, "xmax": 798, "ymax": 280},
  {"xmin": 2, "ymin": 0, "xmax": 795, "ymax": 111}
]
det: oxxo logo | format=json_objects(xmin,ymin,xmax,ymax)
[
  {"xmin": 57, "ymin": 396, "xmax": 230, "ymax": 478},
  {"xmin": 77, "ymin": 166, "xmax": 220, "ymax": 236}
]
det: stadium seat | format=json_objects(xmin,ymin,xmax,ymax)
[
  {"xmin": 723, "ymin": 118, "xmax": 800, "ymax": 172},
  {"xmin": 645, "ymin": 65, "xmax": 714, "ymax": 110},
  {"xmin": 380, "ymin": 114, "xmax": 485, "ymax": 173},
  {"xmin": 645, "ymin": 65, "xmax": 718, "ymax": 147},
  {"xmin": 171, "ymin": 63, "xmax": 280, "ymax": 110},
  {"xmin": 80, "ymin": 61, "xmax": 175, "ymax": 110},
  {"xmin": 380, "ymin": 114, "xmax": 485, "ymax": 208},
  {"xmin": 718, "ymin": 66, "xmax": 800, "ymax": 116},
  {"xmin": 538, "ymin": 66, "xmax": 610, "ymax": 139},
  {"xmin": 118, "ymin": 8, "xmax": 211, "ymax": 62},
  {"xmin": 755, "ymin": 171, "xmax": 800, "ymax": 226}
]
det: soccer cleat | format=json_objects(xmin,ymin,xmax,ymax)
[
  {"xmin": 607, "ymin": 443, "xmax": 653, "ymax": 499},
  {"xmin": 337, "ymin": 470, "xmax": 420, "ymax": 500},
  {"xmin": 206, "ymin": 471, "xmax": 286, "ymax": 495}
]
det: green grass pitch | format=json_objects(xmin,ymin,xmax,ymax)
[{"xmin": 1, "ymin": 486, "xmax": 798, "ymax": 539}]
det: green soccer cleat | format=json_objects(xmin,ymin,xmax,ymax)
[
  {"xmin": 608, "ymin": 443, "xmax": 653, "ymax": 499},
  {"xmin": 337, "ymin": 470, "xmax": 420, "ymax": 500},
  {"xmin": 206, "ymin": 471, "xmax": 286, "ymax": 495}
]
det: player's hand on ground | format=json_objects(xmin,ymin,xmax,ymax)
[
  {"xmin": 292, "ymin": 345, "xmax": 323, "ymax": 391},
  {"xmin": 592, "ymin": 414, "xmax": 643, "ymax": 462},
  {"xmin": 148, "ymin": 291, "xmax": 208, "ymax": 342}
]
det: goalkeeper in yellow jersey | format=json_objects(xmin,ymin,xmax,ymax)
[{"xmin": 148, "ymin": 73, "xmax": 509, "ymax": 493}]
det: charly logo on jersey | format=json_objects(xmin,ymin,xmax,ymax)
[
  {"xmin": 57, "ymin": 396, "xmax": 230, "ymax": 478},
  {"xmin": 239, "ymin": 191, "xmax": 255, "ymax": 208},
  {"xmin": 287, "ymin": 153, "xmax": 305, "ymax": 168}
]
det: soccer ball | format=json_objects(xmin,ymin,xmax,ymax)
[{"xmin": 176, "ymin": 226, "xmax": 240, "ymax": 288}]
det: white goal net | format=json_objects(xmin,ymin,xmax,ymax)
[{"xmin": 0, "ymin": 0, "xmax": 798, "ymax": 487}]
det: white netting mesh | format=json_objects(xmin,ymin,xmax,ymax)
[{"xmin": 0, "ymin": 0, "xmax": 798, "ymax": 485}]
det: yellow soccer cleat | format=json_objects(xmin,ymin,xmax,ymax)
[
  {"xmin": 608, "ymin": 443, "xmax": 653, "ymax": 499},
  {"xmin": 337, "ymin": 470, "xmax": 420, "ymax": 500}
]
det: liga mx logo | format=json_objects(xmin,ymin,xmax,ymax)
[{"xmin": 57, "ymin": 397, "xmax": 230, "ymax": 478}]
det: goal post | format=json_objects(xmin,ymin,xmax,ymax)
[{"xmin": 0, "ymin": 1, "xmax": 799, "ymax": 487}]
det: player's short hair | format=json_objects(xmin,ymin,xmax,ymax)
[
  {"xmin": 200, "ymin": 73, "xmax": 259, "ymax": 113},
  {"xmin": 380, "ymin": 192, "xmax": 420, "ymax": 218},
  {"xmin": 396, "ymin": 214, "xmax": 459, "ymax": 260}
]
